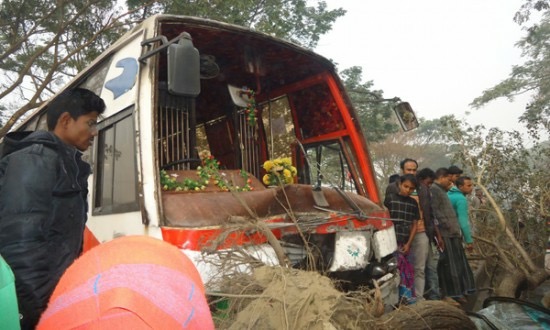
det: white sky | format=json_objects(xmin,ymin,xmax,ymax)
[{"xmin": 315, "ymin": 0, "xmax": 531, "ymax": 132}]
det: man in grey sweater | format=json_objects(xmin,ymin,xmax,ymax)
[{"xmin": 430, "ymin": 167, "xmax": 475, "ymax": 303}]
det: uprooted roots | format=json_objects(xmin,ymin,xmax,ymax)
[
  {"xmin": 209, "ymin": 266, "xmax": 476, "ymax": 330},
  {"xmin": 377, "ymin": 301, "xmax": 476, "ymax": 329}
]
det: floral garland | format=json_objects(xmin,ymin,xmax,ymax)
[
  {"xmin": 160, "ymin": 150, "xmax": 253, "ymax": 192},
  {"xmin": 262, "ymin": 157, "xmax": 297, "ymax": 186},
  {"xmin": 160, "ymin": 170, "xmax": 205, "ymax": 191},
  {"xmin": 197, "ymin": 150, "xmax": 253, "ymax": 192},
  {"xmin": 241, "ymin": 87, "xmax": 257, "ymax": 127}
]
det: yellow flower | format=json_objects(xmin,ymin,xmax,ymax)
[
  {"xmin": 263, "ymin": 160, "xmax": 274, "ymax": 172},
  {"xmin": 281, "ymin": 157, "xmax": 291, "ymax": 165},
  {"xmin": 262, "ymin": 158, "xmax": 298, "ymax": 186}
]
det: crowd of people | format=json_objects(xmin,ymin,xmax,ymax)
[{"xmin": 384, "ymin": 158, "xmax": 477, "ymax": 306}]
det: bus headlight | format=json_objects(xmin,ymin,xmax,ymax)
[
  {"xmin": 366, "ymin": 262, "xmax": 387, "ymax": 279},
  {"xmin": 371, "ymin": 264, "xmax": 386, "ymax": 278},
  {"xmin": 386, "ymin": 256, "xmax": 398, "ymax": 273}
]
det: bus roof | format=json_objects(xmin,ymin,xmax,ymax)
[{"xmin": 14, "ymin": 14, "xmax": 342, "ymax": 130}]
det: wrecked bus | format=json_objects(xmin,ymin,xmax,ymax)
[{"xmin": 12, "ymin": 15, "xmax": 416, "ymax": 306}]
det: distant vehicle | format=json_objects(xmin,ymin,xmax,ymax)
[{"xmin": 11, "ymin": 15, "xmax": 417, "ymax": 307}]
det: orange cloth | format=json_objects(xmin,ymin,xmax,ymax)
[
  {"xmin": 38, "ymin": 235, "xmax": 214, "ymax": 330},
  {"xmin": 82, "ymin": 226, "xmax": 100, "ymax": 254}
]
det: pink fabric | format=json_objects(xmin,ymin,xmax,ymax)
[{"xmin": 38, "ymin": 235, "xmax": 214, "ymax": 329}]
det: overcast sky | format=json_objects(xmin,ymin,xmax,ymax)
[{"xmin": 315, "ymin": 0, "xmax": 531, "ymax": 132}]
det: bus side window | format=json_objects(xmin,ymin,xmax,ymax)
[
  {"xmin": 19, "ymin": 111, "xmax": 47, "ymax": 132},
  {"xmin": 93, "ymin": 106, "xmax": 139, "ymax": 215},
  {"xmin": 36, "ymin": 113, "xmax": 48, "ymax": 131}
]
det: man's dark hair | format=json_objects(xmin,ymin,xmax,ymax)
[
  {"xmin": 47, "ymin": 88, "xmax": 106, "ymax": 130},
  {"xmin": 399, "ymin": 173, "xmax": 418, "ymax": 187},
  {"xmin": 434, "ymin": 167, "xmax": 449, "ymax": 179},
  {"xmin": 417, "ymin": 167, "xmax": 436, "ymax": 181},
  {"xmin": 455, "ymin": 176, "xmax": 472, "ymax": 188},
  {"xmin": 448, "ymin": 165, "xmax": 463, "ymax": 175},
  {"xmin": 399, "ymin": 158, "xmax": 418, "ymax": 170}
]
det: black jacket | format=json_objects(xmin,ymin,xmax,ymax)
[
  {"xmin": 430, "ymin": 182, "xmax": 461, "ymax": 238},
  {"xmin": 0, "ymin": 130, "xmax": 90, "ymax": 329},
  {"xmin": 417, "ymin": 184, "xmax": 435, "ymax": 243}
]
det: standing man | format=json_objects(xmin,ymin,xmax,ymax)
[
  {"xmin": 447, "ymin": 165, "xmax": 463, "ymax": 186},
  {"xmin": 412, "ymin": 167, "xmax": 444, "ymax": 300},
  {"xmin": 0, "ymin": 88, "xmax": 105, "ymax": 329},
  {"xmin": 448, "ymin": 176, "xmax": 475, "ymax": 252},
  {"xmin": 430, "ymin": 168, "xmax": 475, "ymax": 304},
  {"xmin": 384, "ymin": 174, "xmax": 420, "ymax": 304},
  {"xmin": 470, "ymin": 188, "xmax": 486, "ymax": 211},
  {"xmin": 385, "ymin": 158, "xmax": 418, "ymax": 205}
]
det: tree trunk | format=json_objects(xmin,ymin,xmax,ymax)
[
  {"xmin": 526, "ymin": 268, "xmax": 548, "ymax": 290},
  {"xmin": 495, "ymin": 269, "xmax": 526, "ymax": 297},
  {"xmin": 480, "ymin": 185, "xmax": 537, "ymax": 272},
  {"xmin": 377, "ymin": 301, "xmax": 476, "ymax": 329}
]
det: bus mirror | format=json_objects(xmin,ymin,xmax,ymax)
[
  {"xmin": 394, "ymin": 102, "xmax": 419, "ymax": 131},
  {"xmin": 168, "ymin": 33, "xmax": 201, "ymax": 97}
]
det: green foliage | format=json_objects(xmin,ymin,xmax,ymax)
[
  {"xmin": 126, "ymin": 0, "xmax": 345, "ymax": 48},
  {"xmin": 0, "ymin": 0, "xmax": 132, "ymax": 136},
  {"xmin": 0, "ymin": 0, "xmax": 122, "ymax": 73},
  {"xmin": 414, "ymin": 116, "xmax": 455, "ymax": 144},
  {"xmin": 369, "ymin": 116, "xmax": 454, "ymax": 190},
  {"xmin": 0, "ymin": 0, "xmax": 344, "ymax": 136},
  {"xmin": 340, "ymin": 66, "xmax": 399, "ymax": 142},
  {"xmin": 514, "ymin": 0, "xmax": 550, "ymax": 25},
  {"xmin": 442, "ymin": 117, "xmax": 548, "ymax": 259},
  {"xmin": 241, "ymin": 88, "xmax": 258, "ymax": 127},
  {"xmin": 160, "ymin": 169, "xmax": 206, "ymax": 191},
  {"xmin": 160, "ymin": 153, "xmax": 253, "ymax": 192},
  {"xmin": 472, "ymin": 8, "xmax": 550, "ymax": 136}
]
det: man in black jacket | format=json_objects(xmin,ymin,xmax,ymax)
[{"xmin": 0, "ymin": 88, "xmax": 105, "ymax": 329}]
